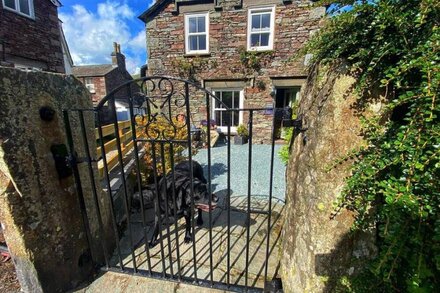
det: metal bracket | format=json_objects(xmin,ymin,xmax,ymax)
[
  {"xmin": 51, "ymin": 144, "xmax": 73, "ymax": 179},
  {"xmin": 283, "ymin": 117, "xmax": 308, "ymax": 134},
  {"xmin": 69, "ymin": 154, "xmax": 98, "ymax": 165},
  {"xmin": 281, "ymin": 107, "xmax": 308, "ymax": 134}
]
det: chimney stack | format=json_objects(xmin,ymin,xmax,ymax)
[{"xmin": 111, "ymin": 42, "xmax": 126, "ymax": 72}]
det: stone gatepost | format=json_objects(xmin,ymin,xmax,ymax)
[
  {"xmin": 0, "ymin": 67, "xmax": 112, "ymax": 292},
  {"xmin": 280, "ymin": 64, "xmax": 378, "ymax": 292}
]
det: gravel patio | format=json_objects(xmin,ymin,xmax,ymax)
[{"xmin": 193, "ymin": 143, "xmax": 286, "ymax": 202}]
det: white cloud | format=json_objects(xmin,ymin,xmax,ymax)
[
  {"xmin": 60, "ymin": 1, "xmax": 146, "ymax": 74},
  {"xmin": 128, "ymin": 30, "xmax": 146, "ymax": 53}
]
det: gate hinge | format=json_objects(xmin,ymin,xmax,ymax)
[
  {"xmin": 51, "ymin": 144, "xmax": 73, "ymax": 179},
  {"xmin": 68, "ymin": 154, "xmax": 98, "ymax": 165}
]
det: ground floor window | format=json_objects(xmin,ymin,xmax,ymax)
[{"xmin": 212, "ymin": 89, "xmax": 243, "ymax": 132}]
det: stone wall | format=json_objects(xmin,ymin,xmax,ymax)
[
  {"xmin": 0, "ymin": 0, "xmax": 65, "ymax": 73},
  {"xmin": 145, "ymin": 0, "xmax": 324, "ymax": 142},
  {"xmin": 280, "ymin": 64, "xmax": 377, "ymax": 292},
  {"xmin": 0, "ymin": 67, "xmax": 112, "ymax": 292}
]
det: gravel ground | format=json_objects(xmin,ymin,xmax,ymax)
[{"xmin": 193, "ymin": 143, "xmax": 286, "ymax": 201}]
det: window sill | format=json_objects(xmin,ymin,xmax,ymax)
[
  {"xmin": 2, "ymin": 7, "xmax": 35, "ymax": 20},
  {"xmin": 184, "ymin": 53, "xmax": 211, "ymax": 58},
  {"xmin": 246, "ymin": 49, "xmax": 274, "ymax": 54}
]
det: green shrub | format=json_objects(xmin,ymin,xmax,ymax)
[
  {"xmin": 136, "ymin": 116, "xmax": 193, "ymax": 182},
  {"xmin": 278, "ymin": 100, "xmax": 298, "ymax": 165},
  {"xmin": 236, "ymin": 124, "xmax": 249, "ymax": 137},
  {"xmin": 306, "ymin": 1, "xmax": 440, "ymax": 291}
]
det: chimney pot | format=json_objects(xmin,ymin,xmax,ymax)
[{"xmin": 111, "ymin": 42, "xmax": 126, "ymax": 72}]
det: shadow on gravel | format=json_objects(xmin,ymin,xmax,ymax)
[{"xmin": 201, "ymin": 162, "xmax": 227, "ymax": 181}]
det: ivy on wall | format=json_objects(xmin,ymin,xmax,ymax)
[
  {"xmin": 238, "ymin": 46, "xmax": 274, "ymax": 88},
  {"xmin": 305, "ymin": 0, "xmax": 439, "ymax": 291},
  {"xmin": 171, "ymin": 57, "xmax": 210, "ymax": 81}
]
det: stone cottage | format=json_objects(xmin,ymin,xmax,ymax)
[
  {"xmin": 0, "ymin": 0, "xmax": 68, "ymax": 73},
  {"xmin": 72, "ymin": 43, "xmax": 134, "ymax": 105},
  {"xmin": 139, "ymin": 0, "xmax": 325, "ymax": 140},
  {"xmin": 72, "ymin": 43, "xmax": 143, "ymax": 122}
]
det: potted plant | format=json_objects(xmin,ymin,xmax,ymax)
[{"xmin": 234, "ymin": 124, "xmax": 249, "ymax": 145}]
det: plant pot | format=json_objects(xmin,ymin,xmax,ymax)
[{"xmin": 234, "ymin": 135, "xmax": 248, "ymax": 145}]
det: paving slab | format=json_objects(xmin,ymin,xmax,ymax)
[
  {"xmin": 108, "ymin": 196, "xmax": 284, "ymax": 291},
  {"xmin": 72, "ymin": 271, "xmax": 229, "ymax": 293}
]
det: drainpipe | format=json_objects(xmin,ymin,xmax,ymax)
[
  {"xmin": 140, "ymin": 64, "xmax": 148, "ymax": 78},
  {"xmin": 0, "ymin": 38, "xmax": 6, "ymax": 62}
]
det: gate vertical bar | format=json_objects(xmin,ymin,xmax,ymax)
[
  {"xmin": 78, "ymin": 110, "xmax": 109, "ymax": 268},
  {"xmin": 110, "ymin": 97, "xmax": 137, "ymax": 272},
  {"xmin": 150, "ymin": 142, "xmax": 167, "ymax": 277},
  {"xmin": 169, "ymin": 144, "xmax": 182, "ymax": 280},
  {"xmin": 159, "ymin": 143, "xmax": 175, "ymax": 278},
  {"xmin": 62, "ymin": 110, "xmax": 95, "ymax": 263},
  {"xmin": 128, "ymin": 93, "xmax": 152, "ymax": 275},
  {"xmin": 204, "ymin": 92, "xmax": 214, "ymax": 285},
  {"xmin": 263, "ymin": 107, "xmax": 277, "ymax": 290},
  {"xmin": 227, "ymin": 111, "xmax": 232, "ymax": 288},
  {"xmin": 183, "ymin": 82, "xmax": 198, "ymax": 282},
  {"xmin": 245, "ymin": 110, "xmax": 254, "ymax": 289},
  {"xmin": 96, "ymin": 111, "xmax": 124, "ymax": 270}
]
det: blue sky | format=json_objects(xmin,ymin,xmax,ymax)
[{"xmin": 59, "ymin": 0, "xmax": 154, "ymax": 74}]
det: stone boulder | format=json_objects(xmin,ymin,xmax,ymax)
[{"xmin": 280, "ymin": 64, "xmax": 378, "ymax": 292}]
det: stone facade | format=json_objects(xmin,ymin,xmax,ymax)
[
  {"xmin": 280, "ymin": 64, "xmax": 378, "ymax": 292},
  {"xmin": 74, "ymin": 76, "xmax": 106, "ymax": 104},
  {"xmin": 0, "ymin": 67, "xmax": 114, "ymax": 292},
  {"xmin": 142, "ymin": 0, "xmax": 325, "ymax": 142},
  {"xmin": 0, "ymin": 0, "xmax": 65, "ymax": 73},
  {"xmin": 104, "ymin": 63, "xmax": 135, "ymax": 101}
]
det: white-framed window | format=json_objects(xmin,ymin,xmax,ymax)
[
  {"xmin": 2, "ymin": 0, "xmax": 34, "ymax": 18},
  {"xmin": 185, "ymin": 12, "xmax": 209, "ymax": 54},
  {"xmin": 84, "ymin": 77, "xmax": 95, "ymax": 93},
  {"xmin": 212, "ymin": 89, "xmax": 244, "ymax": 133},
  {"xmin": 247, "ymin": 6, "xmax": 275, "ymax": 51}
]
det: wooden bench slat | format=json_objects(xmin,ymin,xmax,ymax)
[
  {"xmin": 95, "ymin": 119, "xmax": 146, "ymax": 179},
  {"xmin": 98, "ymin": 140, "xmax": 135, "ymax": 179},
  {"xmin": 95, "ymin": 120, "xmax": 132, "ymax": 139}
]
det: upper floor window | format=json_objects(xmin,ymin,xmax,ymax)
[
  {"xmin": 185, "ymin": 12, "xmax": 209, "ymax": 54},
  {"xmin": 2, "ymin": 0, "xmax": 34, "ymax": 18},
  {"xmin": 247, "ymin": 7, "xmax": 275, "ymax": 51},
  {"xmin": 85, "ymin": 77, "xmax": 95, "ymax": 93}
]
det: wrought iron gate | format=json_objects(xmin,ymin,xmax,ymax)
[{"xmin": 63, "ymin": 76, "xmax": 288, "ymax": 292}]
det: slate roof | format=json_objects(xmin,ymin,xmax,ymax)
[
  {"xmin": 138, "ymin": 0, "xmax": 172, "ymax": 23},
  {"xmin": 139, "ymin": 0, "xmax": 205, "ymax": 23},
  {"xmin": 72, "ymin": 64, "xmax": 116, "ymax": 77}
]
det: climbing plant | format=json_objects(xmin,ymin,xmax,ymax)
[
  {"xmin": 304, "ymin": 0, "xmax": 440, "ymax": 291},
  {"xmin": 279, "ymin": 100, "xmax": 298, "ymax": 165},
  {"xmin": 171, "ymin": 56, "xmax": 208, "ymax": 81},
  {"xmin": 238, "ymin": 46, "xmax": 274, "ymax": 74}
]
